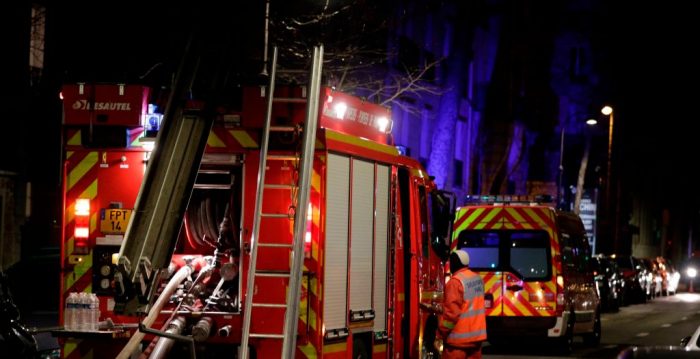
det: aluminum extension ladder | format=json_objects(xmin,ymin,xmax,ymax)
[{"xmin": 240, "ymin": 45, "xmax": 324, "ymax": 359}]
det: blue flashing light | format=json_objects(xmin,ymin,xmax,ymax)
[
  {"xmin": 395, "ymin": 145, "xmax": 408, "ymax": 156},
  {"xmin": 145, "ymin": 103, "xmax": 163, "ymax": 134}
]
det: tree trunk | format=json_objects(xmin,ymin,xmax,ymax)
[{"xmin": 574, "ymin": 134, "xmax": 591, "ymax": 214}]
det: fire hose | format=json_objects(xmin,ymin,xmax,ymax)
[{"xmin": 116, "ymin": 265, "xmax": 193, "ymax": 359}]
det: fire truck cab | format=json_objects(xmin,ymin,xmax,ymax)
[
  {"xmin": 58, "ymin": 77, "xmax": 453, "ymax": 358},
  {"xmin": 451, "ymin": 195, "xmax": 600, "ymax": 353}
]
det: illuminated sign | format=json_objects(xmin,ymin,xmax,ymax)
[
  {"xmin": 319, "ymin": 88, "xmax": 393, "ymax": 145},
  {"xmin": 579, "ymin": 193, "xmax": 597, "ymax": 254}
]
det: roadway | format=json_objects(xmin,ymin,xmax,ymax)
[{"xmin": 483, "ymin": 292, "xmax": 700, "ymax": 359}]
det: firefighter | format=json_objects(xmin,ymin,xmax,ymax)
[{"xmin": 438, "ymin": 249, "xmax": 487, "ymax": 359}]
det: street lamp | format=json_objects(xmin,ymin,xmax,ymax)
[{"xmin": 600, "ymin": 105, "xmax": 616, "ymax": 251}]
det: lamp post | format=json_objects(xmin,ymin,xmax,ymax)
[
  {"xmin": 601, "ymin": 105, "xmax": 614, "ymax": 214},
  {"xmin": 598, "ymin": 105, "xmax": 618, "ymax": 253}
]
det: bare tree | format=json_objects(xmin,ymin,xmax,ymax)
[{"xmin": 268, "ymin": 0, "xmax": 443, "ymax": 114}]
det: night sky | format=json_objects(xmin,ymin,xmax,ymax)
[
  {"xmin": 7, "ymin": 0, "xmax": 700, "ymax": 231},
  {"xmin": 609, "ymin": 2, "xmax": 700, "ymax": 206}
]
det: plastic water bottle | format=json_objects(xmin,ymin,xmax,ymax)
[
  {"xmin": 90, "ymin": 293, "xmax": 100, "ymax": 331},
  {"xmin": 78, "ymin": 292, "xmax": 90, "ymax": 331},
  {"xmin": 64, "ymin": 292, "xmax": 78, "ymax": 331}
]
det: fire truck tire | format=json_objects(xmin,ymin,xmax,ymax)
[
  {"xmin": 583, "ymin": 311, "xmax": 602, "ymax": 347},
  {"xmin": 352, "ymin": 337, "xmax": 370, "ymax": 359}
]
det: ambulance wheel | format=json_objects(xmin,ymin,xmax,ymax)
[
  {"xmin": 583, "ymin": 311, "xmax": 602, "ymax": 347},
  {"xmin": 556, "ymin": 315, "xmax": 574, "ymax": 354}
]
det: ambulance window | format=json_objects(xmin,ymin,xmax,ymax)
[
  {"xmin": 457, "ymin": 231, "xmax": 499, "ymax": 270},
  {"xmin": 509, "ymin": 231, "xmax": 550, "ymax": 280}
]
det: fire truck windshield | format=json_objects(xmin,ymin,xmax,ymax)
[{"xmin": 456, "ymin": 230, "xmax": 551, "ymax": 280}]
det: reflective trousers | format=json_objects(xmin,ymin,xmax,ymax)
[{"xmin": 442, "ymin": 343, "xmax": 482, "ymax": 359}]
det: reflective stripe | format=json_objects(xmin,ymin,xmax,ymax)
[
  {"xmin": 446, "ymin": 269, "xmax": 487, "ymax": 345},
  {"xmin": 459, "ymin": 308, "xmax": 485, "ymax": 319},
  {"xmin": 442, "ymin": 320, "xmax": 456, "ymax": 329},
  {"xmin": 448, "ymin": 329, "xmax": 488, "ymax": 340}
]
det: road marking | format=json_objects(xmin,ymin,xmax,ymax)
[
  {"xmin": 636, "ymin": 332, "xmax": 650, "ymax": 337},
  {"xmin": 661, "ymin": 323, "xmax": 671, "ymax": 328}
]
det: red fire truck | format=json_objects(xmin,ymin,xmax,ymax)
[{"xmin": 58, "ymin": 49, "xmax": 453, "ymax": 358}]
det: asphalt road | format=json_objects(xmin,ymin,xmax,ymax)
[{"xmin": 483, "ymin": 292, "xmax": 700, "ymax": 359}]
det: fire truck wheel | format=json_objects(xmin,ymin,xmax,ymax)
[
  {"xmin": 352, "ymin": 336, "xmax": 370, "ymax": 359},
  {"xmin": 583, "ymin": 311, "xmax": 602, "ymax": 347}
]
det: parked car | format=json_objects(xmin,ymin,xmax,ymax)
[
  {"xmin": 665, "ymin": 261, "xmax": 681, "ymax": 295},
  {"xmin": 591, "ymin": 254, "xmax": 622, "ymax": 311},
  {"xmin": 640, "ymin": 258, "xmax": 658, "ymax": 299},
  {"xmin": 617, "ymin": 346, "xmax": 698, "ymax": 358},
  {"xmin": 680, "ymin": 321, "xmax": 700, "ymax": 350},
  {"xmin": 654, "ymin": 257, "xmax": 676, "ymax": 296},
  {"xmin": 613, "ymin": 255, "xmax": 647, "ymax": 304}
]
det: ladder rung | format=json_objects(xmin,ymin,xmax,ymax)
[
  {"xmin": 193, "ymin": 184, "xmax": 231, "ymax": 190},
  {"xmin": 252, "ymin": 302, "xmax": 288, "ymax": 308},
  {"xmin": 264, "ymin": 184, "xmax": 297, "ymax": 189},
  {"xmin": 198, "ymin": 169, "xmax": 230, "ymax": 174},
  {"xmin": 273, "ymin": 97, "xmax": 307, "ymax": 104},
  {"xmin": 261, "ymin": 213, "xmax": 289, "ymax": 218},
  {"xmin": 266, "ymin": 155, "xmax": 299, "ymax": 161},
  {"xmin": 255, "ymin": 271, "xmax": 290, "ymax": 278},
  {"xmin": 258, "ymin": 243, "xmax": 293, "ymax": 248},
  {"xmin": 277, "ymin": 69, "xmax": 307, "ymax": 75},
  {"xmin": 270, "ymin": 126, "xmax": 298, "ymax": 132},
  {"xmin": 249, "ymin": 333, "xmax": 285, "ymax": 339}
]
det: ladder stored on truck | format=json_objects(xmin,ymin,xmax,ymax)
[
  {"xmin": 113, "ymin": 36, "xmax": 216, "ymax": 315},
  {"xmin": 239, "ymin": 46, "xmax": 324, "ymax": 359}
]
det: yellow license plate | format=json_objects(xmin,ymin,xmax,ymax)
[{"xmin": 100, "ymin": 209, "xmax": 132, "ymax": 234}]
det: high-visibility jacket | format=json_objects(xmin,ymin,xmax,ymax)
[{"xmin": 438, "ymin": 268, "xmax": 487, "ymax": 347}]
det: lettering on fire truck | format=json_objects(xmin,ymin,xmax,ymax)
[{"xmin": 71, "ymin": 99, "xmax": 132, "ymax": 111}]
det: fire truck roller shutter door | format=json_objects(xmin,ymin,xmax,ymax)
[
  {"xmin": 324, "ymin": 154, "xmax": 350, "ymax": 332},
  {"xmin": 350, "ymin": 159, "xmax": 374, "ymax": 317},
  {"xmin": 373, "ymin": 164, "xmax": 390, "ymax": 333}
]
